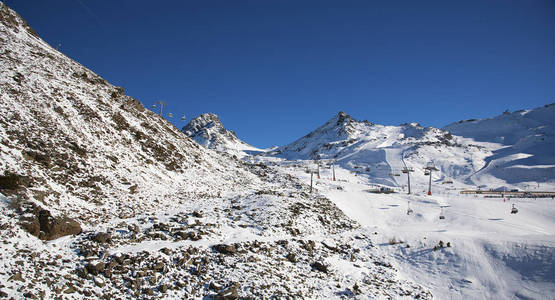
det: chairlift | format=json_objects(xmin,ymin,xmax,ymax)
[
  {"xmin": 424, "ymin": 170, "xmax": 430, "ymax": 176},
  {"xmin": 439, "ymin": 207, "xmax": 445, "ymax": 219},
  {"xmin": 406, "ymin": 201, "xmax": 413, "ymax": 215},
  {"xmin": 394, "ymin": 173, "xmax": 401, "ymax": 177},
  {"xmin": 510, "ymin": 204, "xmax": 518, "ymax": 214},
  {"xmin": 168, "ymin": 113, "xmax": 173, "ymax": 118},
  {"xmin": 181, "ymin": 115, "xmax": 187, "ymax": 121}
]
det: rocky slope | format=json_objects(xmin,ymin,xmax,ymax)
[
  {"xmin": 182, "ymin": 113, "xmax": 260, "ymax": 155},
  {"xmin": 0, "ymin": 3, "xmax": 431, "ymax": 299},
  {"xmin": 0, "ymin": 2, "xmax": 262, "ymax": 224}
]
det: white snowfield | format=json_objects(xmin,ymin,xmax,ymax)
[{"xmin": 291, "ymin": 165, "xmax": 555, "ymax": 299}]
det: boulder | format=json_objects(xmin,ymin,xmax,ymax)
[
  {"xmin": 86, "ymin": 261, "xmax": 105, "ymax": 275},
  {"xmin": 213, "ymin": 244, "xmax": 237, "ymax": 255},
  {"xmin": 311, "ymin": 261, "xmax": 328, "ymax": 273},
  {"xmin": 38, "ymin": 210, "xmax": 81, "ymax": 240},
  {"xmin": 16, "ymin": 202, "xmax": 81, "ymax": 240},
  {"xmin": 92, "ymin": 232, "xmax": 111, "ymax": 244},
  {"xmin": 215, "ymin": 283, "xmax": 239, "ymax": 300}
]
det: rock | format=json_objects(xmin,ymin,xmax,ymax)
[
  {"xmin": 213, "ymin": 244, "xmax": 237, "ymax": 255},
  {"xmin": 8, "ymin": 272, "xmax": 24, "ymax": 282},
  {"xmin": 159, "ymin": 284, "xmax": 168, "ymax": 293},
  {"xmin": 186, "ymin": 231, "xmax": 199, "ymax": 240},
  {"xmin": 209, "ymin": 282, "xmax": 222, "ymax": 291},
  {"xmin": 152, "ymin": 261, "xmax": 164, "ymax": 272},
  {"xmin": 86, "ymin": 261, "xmax": 106, "ymax": 275},
  {"xmin": 0, "ymin": 290, "xmax": 7, "ymax": 297},
  {"xmin": 352, "ymin": 283, "xmax": 362, "ymax": 295},
  {"xmin": 94, "ymin": 276, "xmax": 105, "ymax": 288},
  {"xmin": 143, "ymin": 288, "xmax": 154, "ymax": 296},
  {"xmin": 76, "ymin": 267, "xmax": 88, "ymax": 279},
  {"xmin": 215, "ymin": 283, "xmax": 239, "ymax": 300},
  {"xmin": 16, "ymin": 202, "xmax": 82, "ymax": 240},
  {"xmin": 92, "ymin": 232, "xmax": 111, "ymax": 244},
  {"xmin": 104, "ymin": 269, "xmax": 112, "ymax": 278},
  {"xmin": 39, "ymin": 210, "xmax": 82, "ymax": 240},
  {"xmin": 19, "ymin": 216, "xmax": 40, "ymax": 237},
  {"xmin": 0, "ymin": 172, "xmax": 31, "ymax": 190},
  {"xmin": 286, "ymin": 253, "xmax": 297, "ymax": 263},
  {"xmin": 311, "ymin": 261, "xmax": 328, "ymax": 273},
  {"xmin": 192, "ymin": 211, "xmax": 203, "ymax": 218},
  {"xmin": 127, "ymin": 224, "xmax": 139, "ymax": 233}
]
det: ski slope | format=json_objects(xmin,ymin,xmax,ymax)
[{"xmin": 278, "ymin": 161, "xmax": 555, "ymax": 299}]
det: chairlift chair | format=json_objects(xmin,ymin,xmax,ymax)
[
  {"xmin": 511, "ymin": 204, "xmax": 518, "ymax": 214},
  {"xmin": 424, "ymin": 170, "xmax": 430, "ymax": 176},
  {"xmin": 406, "ymin": 201, "xmax": 413, "ymax": 215}
]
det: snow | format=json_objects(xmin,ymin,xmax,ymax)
[
  {"xmin": 279, "ymin": 162, "xmax": 555, "ymax": 299},
  {"xmin": 1, "ymin": 2, "xmax": 554, "ymax": 299}
]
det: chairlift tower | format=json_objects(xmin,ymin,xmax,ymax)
[
  {"xmin": 402, "ymin": 167, "xmax": 414, "ymax": 194},
  {"xmin": 332, "ymin": 162, "xmax": 336, "ymax": 181},
  {"xmin": 308, "ymin": 167, "xmax": 319, "ymax": 193},
  {"xmin": 424, "ymin": 162, "xmax": 439, "ymax": 196},
  {"xmin": 155, "ymin": 100, "xmax": 167, "ymax": 116}
]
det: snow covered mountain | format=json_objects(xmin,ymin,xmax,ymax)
[
  {"xmin": 274, "ymin": 109, "xmax": 554, "ymax": 188},
  {"xmin": 274, "ymin": 111, "xmax": 472, "ymax": 186},
  {"xmin": 0, "ymin": 3, "xmax": 258, "ymax": 224},
  {"xmin": 443, "ymin": 103, "xmax": 555, "ymax": 185},
  {"xmin": 182, "ymin": 113, "xmax": 259, "ymax": 155},
  {"xmin": 0, "ymin": 4, "xmax": 432, "ymax": 299}
]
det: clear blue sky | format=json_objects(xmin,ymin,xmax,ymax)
[{"xmin": 5, "ymin": 0, "xmax": 555, "ymax": 148}]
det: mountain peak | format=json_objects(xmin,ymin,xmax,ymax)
[
  {"xmin": 182, "ymin": 113, "xmax": 258, "ymax": 153},
  {"xmin": 335, "ymin": 111, "xmax": 352, "ymax": 125},
  {"xmin": 183, "ymin": 113, "xmax": 225, "ymax": 132}
]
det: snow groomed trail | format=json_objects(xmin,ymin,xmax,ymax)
[{"xmin": 285, "ymin": 163, "xmax": 555, "ymax": 299}]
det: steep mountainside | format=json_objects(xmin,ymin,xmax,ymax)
[
  {"xmin": 182, "ymin": 113, "xmax": 259, "ymax": 154},
  {"xmin": 444, "ymin": 103, "xmax": 555, "ymax": 184},
  {"xmin": 0, "ymin": 3, "xmax": 261, "ymax": 224}
]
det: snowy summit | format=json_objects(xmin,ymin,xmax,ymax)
[{"xmin": 182, "ymin": 113, "xmax": 260, "ymax": 154}]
